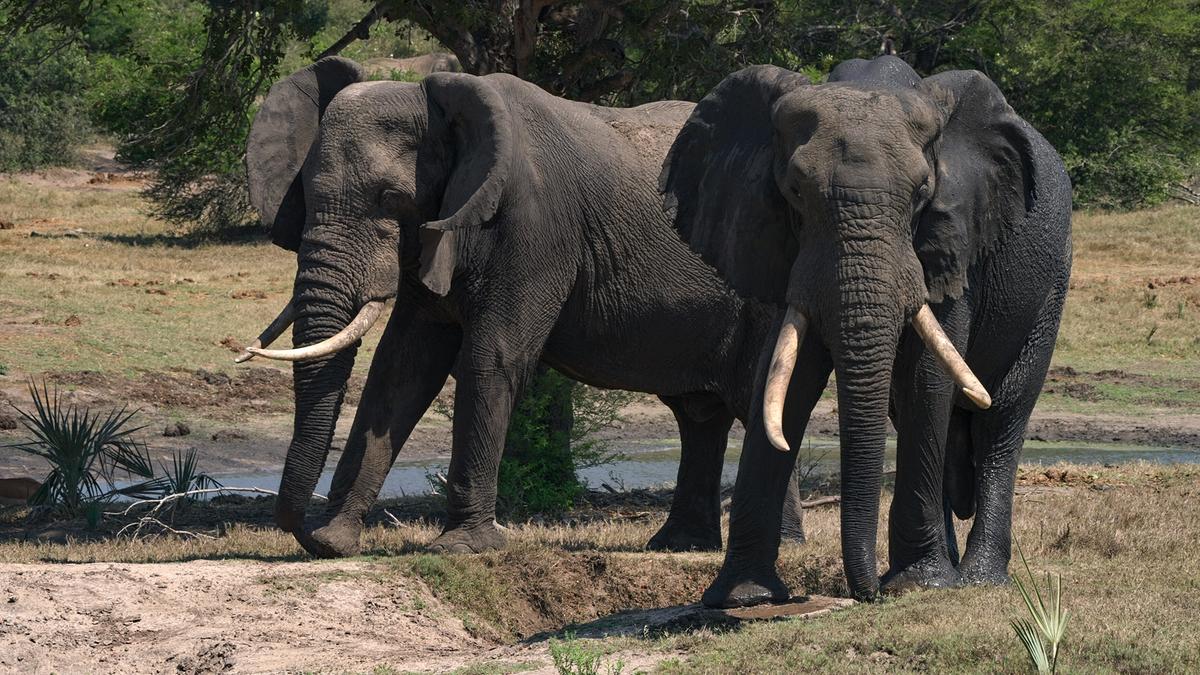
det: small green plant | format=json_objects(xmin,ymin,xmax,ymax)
[
  {"xmin": 1011, "ymin": 540, "xmax": 1068, "ymax": 673},
  {"xmin": 0, "ymin": 363, "xmax": 8, "ymax": 376},
  {"xmin": 548, "ymin": 633, "xmax": 624, "ymax": 675},
  {"xmin": 4, "ymin": 381, "xmax": 160, "ymax": 515},
  {"xmin": 156, "ymin": 447, "xmax": 222, "ymax": 507}
]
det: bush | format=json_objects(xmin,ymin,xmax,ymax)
[
  {"xmin": 0, "ymin": 31, "xmax": 92, "ymax": 171},
  {"xmin": 4, "ymin": 381, "xmax": 160, "ymax": 515}
]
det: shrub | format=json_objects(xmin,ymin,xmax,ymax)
[
  {"xmin": 4, "ymin": 381, "xmax": 160, "ymax": 515},
  {"xmin": 0, "ymin": 31, "xmax": 92, "ymax": 171}
]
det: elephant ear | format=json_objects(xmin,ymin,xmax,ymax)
[
  {"xmin": 659, "ymin": 65, "xmax": 809, "ymax": 306},
  {"xmin": 246, "ymin": 57, "xmax": 365, "ymax": 251},
  {"xmin": 915, "ymin": 70, "xmax": 1039, "ymax": 302},
  {"xmin": 416, "ymin": 73, "xmax": 515, "ymax": 296}
]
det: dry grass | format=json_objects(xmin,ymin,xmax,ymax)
[
  {"xmin": 0, "ymin": 177, "xmax": 388, "ymax": 376},
  {"xmin": 1, "ymin": 463, "xmax": 1196, "ymax": 672},
  {"xmin": 1058, "ymin": 205, "xmax": 1200, "ymax": 376}
]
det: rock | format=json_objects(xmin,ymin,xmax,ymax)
[
  {"xmin": 211, "ymin": 429, "xmax": 247, "ymax": 442},
  {"xmin": 196, "ymin": 369, "xmax": 232, "ymax": 387},
  {"xmin": 163, "ymin": 421, "xmax": 191, "ymax": 437}
]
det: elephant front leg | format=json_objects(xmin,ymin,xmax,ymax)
[
  {"xmin": 299, "ymin": 310, "xmax": 462, "ymax": 558},
  {"xmin": 959, "ymin": 278, "xmax": 1066, "ymax": 586},
  {"xmin": 879, "ymin": 310, "xmax": 968, "ymax": 594},
  {"xmin": 703, "ymin": 332, "xmax": 832, "ymax": 608},
  {"xmin": 427, "ymin": 343, "xmax": 542, "ymax": 554},
  {"xmin": 647, "ymin": 395, "xmax": 734, "ymax": 552}
]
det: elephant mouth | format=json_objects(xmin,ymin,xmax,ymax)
[
  {"xmin": 762, "ymin": 303, "xmax": 991, "ymax": 452},
  {"xmin": 234, "ymin": 299, "xmax": 386, "ymax": 363}
]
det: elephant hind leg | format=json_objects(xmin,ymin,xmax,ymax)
[{"xmin": 647, "ymin": 394, "xmax": 734, "ymax": 552}]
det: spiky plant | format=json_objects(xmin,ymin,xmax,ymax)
[
  {"xmin": 1011, "ymin": 539, "xmax": 1069, "ymax": 673},
  {"xmin": 5, "ymin": 380, "xmax": 160, "ymax": 514},
  {"xmin": 157, "ymin": 447, "xmax": 222, "ymax": 508}
]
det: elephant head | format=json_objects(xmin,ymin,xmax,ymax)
[
  {"xmin": 238, "ymin": 57, "xmax": 516, "ymax": 533},
  {"xmin": 661, "ymin": 56, "xmax": 1041, "ymax": 599}
]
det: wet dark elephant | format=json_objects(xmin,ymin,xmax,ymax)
[
  {"xmin": 660, "ymin": 56, "xmax": 1072, "ymax": 604},
  {"xmin": 237, "ymin": 57, "xmax": 808, "ymax": 557}
]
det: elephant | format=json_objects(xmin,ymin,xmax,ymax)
[
  {"xmin": 236, "ymin": 56, "xmax": 809, "ymax": 557},
  {"xmin": 659, "ymin": 55, "xmax": 1072, "ymax": 605}
]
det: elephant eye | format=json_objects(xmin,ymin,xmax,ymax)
[
  {"xmin": 915, "ymin": 177, "xmax": 933, "ymax": 203},
  {"xmin": 380, "ymin": 189, "xmax": 405, "ymax": 211}
]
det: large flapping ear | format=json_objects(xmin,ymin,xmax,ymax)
[
  {"xmin": 659, "ymin": 65, "xmax": 810, "ymax": 306},
  {"xmin": 416, "ymin": 73, "xmax": 515, "ymax": 296},
  {"xmin": 915, "ymin": 70, "xmax": 1039, "ymax": 302},
  {"xmin": 246, "ymin": 57, "xmax": 365, "ymax": 251}
]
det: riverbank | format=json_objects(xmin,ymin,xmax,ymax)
[{"xmin": 0, "ymin": 462, "xmax": 1196, "ymax": 673}]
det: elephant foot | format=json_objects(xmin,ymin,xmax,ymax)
[
  {"xmin": 427, "ymin": 521, "xmax": 507, "ymax": 554},
  {"xmin": 880, "ymin": 556, "xmax": 961, "ymax": 596},
  {"xmin": 646, "ymin": 519, "xmax": 721, "ymax": 552},
  {"xmin": 957, "ymin": 553, "xmax": 1012, "ymax": 586},
  {"xmin": 297, "ymin": 519, "xmax": 364, "ymax": 559},
  {"xmin": 701, "ymin": 561, "xmax": 790, "ymax": 608}
]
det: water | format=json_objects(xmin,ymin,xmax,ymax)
[{"xmin": 206, "ymin": 438, "xmax": 1200, "ymax": 499}]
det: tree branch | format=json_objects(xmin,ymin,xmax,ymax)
[{"xmin": 318, "ymin": 1, "xmax": 389, "ymax": 60}]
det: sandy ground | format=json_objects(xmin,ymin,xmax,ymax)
[
  {"xmin": 0, "ymin": 559, "xmax": 499, "ymax": 674},
  {"xmin": 0, "ymin": 557, "xmax": 851, "ymax": 674}
]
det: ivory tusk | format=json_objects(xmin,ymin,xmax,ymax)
[
  {"xmin": 911, "ymin": 304, "xmax": 992, "ymax": 409},
  {"xmin": 245, "ymin": 300, "xmax": 385, "ymax": 362},
  {"xmin": 235, "ymin": 300, "xmax": 298, "ymax": 363},
  {"xmin": 764, "ymin": 306, "xmax": 808, "ymax": 452}
]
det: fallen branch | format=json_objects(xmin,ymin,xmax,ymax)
[
  {"xmin": 106, "ymin": 486, "xmax": 328, "ymax": 518},
  {"xmin": 382, "ymin": 508, "xmax": 402, "ymax": 527},
  {"xmin": 800, "ymin": 496, "xmax": 841, "ymax": 508},
  {"xmin": 115, "ymin": 516, "xmax": 216, "ymax": 541}
]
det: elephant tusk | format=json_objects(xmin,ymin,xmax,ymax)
[
  {"xmin": 911, "ymin": 304, "xmax": 992, "ymax": 409},
  {"xmin": 245, "ymin": 300, "xmax": 385, "ymax": 362},
  {"xmin": 764, "ymin": 306, "xmax": 808, "ymax": 452},
  {"xmin": 235, "ymin": 299, "xmax": 298, "ymax": 363}
]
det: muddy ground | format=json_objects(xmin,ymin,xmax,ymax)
[{"xmin": 2, "ymin": 364, "xmax": 1198, "ymax": 481}]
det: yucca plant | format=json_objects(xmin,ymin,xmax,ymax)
[
  {"xmin": 1011, "ymin": 539, "xmax": 1068, "ymax": 673},
  {"xmin": 4, "ymin": 380, "xmax": 160, "ymax": 515},
  {"xmin": 157, "ymin": 447, "xmax": 222, "ymax": 508}
]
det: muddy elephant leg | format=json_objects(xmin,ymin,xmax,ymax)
[
  {"xmin": 702, "ymin": 327, "xmax": 833, "ymax": 608},
  {"xmin": 647, "ymin": 394, "xmax": 734, "ymax": 552},
  {"xmin": 959, "ymin": 283, "xmax": 1066, "ymax": 585},
  {"xmin": 879, "ymin": 301, "xmax": 967, "ymax": 593},
  {"xmin": 298, "ymin": 306, "xmax": 462, "ymax": 558}
]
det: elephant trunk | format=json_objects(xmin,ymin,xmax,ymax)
[
  {"xmin": 274, "ymin": 239, "xmax": 363, "ymax": 533},
  {"xmin": 826, "ymin": 219, "xmax": 910, "ymax": 601}
]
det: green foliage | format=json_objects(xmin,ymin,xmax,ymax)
[
  {"xmin": 959, "ymin": 0, "xmax": 1200, "ymax": 209},
  {"xmin": 4, "ymin": 381, "xmax": 160, "ymax": 515},
  {"xmin": 1011, "ymin": 540, "xmax": 1069, "ymax": 673},
  {"xmin": 0, "ymin": 30, "xmax": 92, "ymax": 171},
  {"xmin": 497, "ymin": 370, "xmax": 632, "ymax": 519},
  {"xmin": 157, "ymin": 447, "xmax": 222, "ymax": 506},
  {"xmin": 548, "ymin": 632, "xmax": 626, "ymax": 675}
]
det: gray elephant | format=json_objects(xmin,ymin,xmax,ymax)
[
  {"xmin": 660, "ymin": 56, "xmax": 1071, "ymax": 604},
  {"xmin": 237, "ymin": 57, "xmax": 807, "ymax": 556}
]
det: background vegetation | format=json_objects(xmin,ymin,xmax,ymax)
[{"xmin": 2, "ymin": 0, "xmax": 1197, "ymax": 514}]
